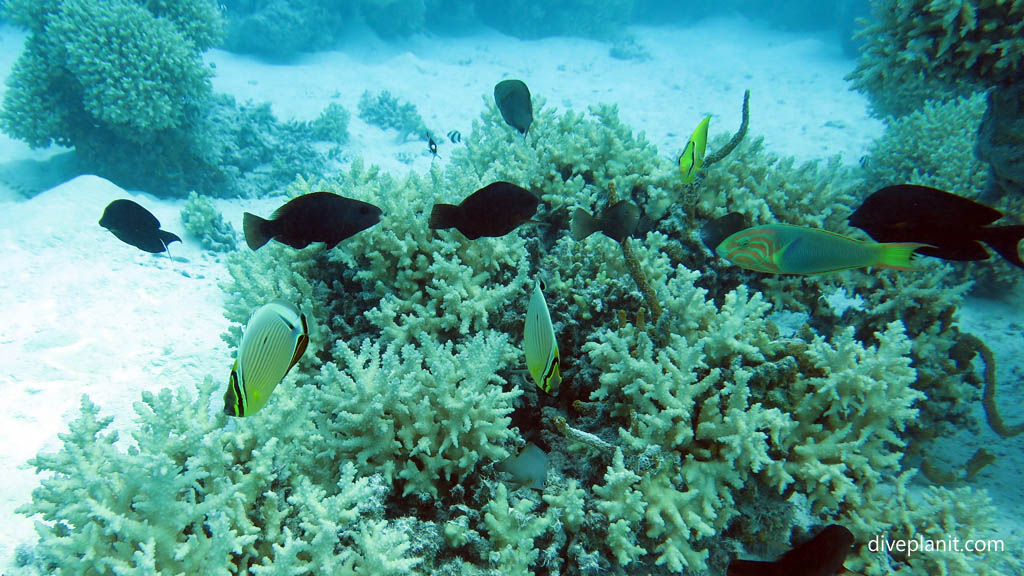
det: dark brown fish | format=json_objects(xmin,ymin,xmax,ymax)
[
  {"xmin": 494, "ymin": 79, "xmax": 533, "ymax": 135},
  {"xmin": 243, "ymin": 192, "xmax": 381, "ymax": 251},
  {"xmin": 701, "ymin": 212, "xmax": 748, "ymax": 255},
  {"xmin": 99, "ymin": 199, "xmax": 181, "ymax": 254},
  {"xmin": 570, "ymin": 201, "xmax": 640, "ymax": 242},
  {"xmin": 849, "ymin": 184, "xmax": 1024, "ymax": 269},
  {"xmin": 429, "ymin": 181, "xmax": 539, "ymax": 240},
  {"xmin": 728, "ymin": 524, "xmax": 854, "ymax": 576}
]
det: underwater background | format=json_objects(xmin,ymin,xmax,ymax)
[{"xmin": 1, "ymin": 0, "xmax": 1023, "ymax": 574}]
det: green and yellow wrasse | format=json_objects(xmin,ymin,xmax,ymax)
[
  {"xmin": 717, "ymin": 224, "xmax": 929, "ymax": 275},
  {"xmin": 678, "ymin": 115, "xmax": 711, "ymax": 185},
  {"xmin": 224, "ymin": 300, "xmax": 309, "ymax": 417},
  {"xmin": 524, "ymin": 281, "xmax": 562, "ymax": 395}
]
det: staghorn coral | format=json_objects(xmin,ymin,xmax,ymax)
[
  {"xmin": 862, "ymin": 93, "xmax": 990, "ymax": 197},
  {"xmin": 13, "ymin": 93, "xmax": 1006, "ymax": 576},
  {"xmin": 848, "ymin": 0, "xmax": 1024, "ymax": 116},
  {"xmin": 11, "ymin": 379, "xmax": 424, "ymax": 575}
]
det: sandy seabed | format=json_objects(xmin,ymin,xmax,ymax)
[{"xmin": 1, "ymin": 16, "xmax": 1021, "ymax": 570}]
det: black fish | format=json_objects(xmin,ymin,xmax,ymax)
[
  {"xmin": 494, "ymin": 79, "xmax": 533, "ymax": 135},
  {"xmin": 429, "ymin": 181, "xmax": 539, "ymax": 240},
  {"xmin": 570, "ymin": 201, "xmax": 640, "ymax": 242},
  {"xmin": 427, "ymin": 134, "xmax": 439, "ymax": 158},
  {"xmin": 728, "ymin": 524, "xmax": 854, "ymax": 576},
  {"xmin": 701, "ymin": 212, "xmax": 748, "ymax": 255},
  {"xmin": 99, "ymin": 199, "xmax": 181, "ymax": 254},
  {"xmin": 849, "ymin": 184, "xmax": 1024, "ymax": 269},
  {"xmin": 243, "ymin": 192, "xmax": 382, "ymax": 251}
]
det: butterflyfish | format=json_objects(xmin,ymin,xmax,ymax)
[
  {"xmin": 728, "ymin": 524, "xmax": 855, "ymax": 576},
  {"xmin": 99, "ymin": 199, "xmax": 181, "ymax": 254},
  {"xmin": 429, "ymin": 181, "xmax": 539, "ymax": 240},
  {"xmin": 224, "ymin": 300, "xmax": 309, "ymax": 417},
  {"xmin": 849, "ymin": 184, "xmax": 1024, "ymax": 269},
  {"xmin": 678, "ymin": 114, "xmax": 711, "ymax": 185},
  {"xmin": 524, "ymin": 281, "xmax": 562, "ymax": 395},
  {"xmin": 717, "ymin": 224, "xmax": 928, "ymax": 275},
  {"xmin": 570, "ymin": 201, "xmax": 640, "ymax": 242},
  {"xmin": 494, "ymin": 79, "xmax": 533, "ymax": 135},
  {"xmin": 243, "ymin": 192, "xmax": 381, "ymax": 251}
]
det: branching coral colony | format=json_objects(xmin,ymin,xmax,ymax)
[{"xmin": 13, "ymin": 89, "xmax": 1022, "ymax": 576}]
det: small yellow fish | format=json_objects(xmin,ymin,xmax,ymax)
[
  {"xmin": 224, "ymin": 300, "xmax": 309, "ymax": 417},
  {"xmin": 678, "ymin": 115, "xmax": 711, "ymax": 185},
  {"xmin": 524, "ymin": 281, "xmax": 562, "ymax": 395}
]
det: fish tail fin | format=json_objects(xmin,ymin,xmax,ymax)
[
  {"xmin": 570, "ymin": 208, "xmax": 599, "ymax": 241},
  {"xmin": 727, "ymin": 559, "xmax": 779, "ymax": 576},
  {"xmin": 983, "ymin": 225, "xmax": 1024, "ymax": 269},
  {"xmin": 876, "ymin": 242, "xmax": 931, "ymax": 271},
  {"xmin": 243, "ymin": 212, "xmax": 272, "ymax": 251},
  {"xmin": 428, "ymin": 204, "xmax": 460, "ymax": 230}
]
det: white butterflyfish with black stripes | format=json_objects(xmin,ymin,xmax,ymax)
[
  {"xmin": 523, "ymin": 280, "xmax": 562, "ymax": 395},
  {"xmin": 224, "ymin": 299, "xmax": 309, "ymax": 417}
]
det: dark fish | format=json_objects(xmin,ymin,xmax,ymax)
[
  {"xmin": 447, "ymin": 130, "xmax": 462, "ymax": 144},
  {"xmin": 99, "ymin": 199, "xmax": 181, "ymax": 254},
  {"xmin": 728, "ymin": 524, "xmax": 854, "ymax": 576},
  {"xmin": 849, "ymin": 184, "xmax": 1024, "ymax": 269},
  {"xmin": 494, "ymin": 79, "xmax": 533, "ymax": 135},
  {"xmin": 429, "ymin": 181, "xmax": 539, "ymax": 240},
  {"xmin": 570, "ymin": 201, "xmax": 640, "ymax": 242},
  {"xmin": 701, "ymin": 212, "xmax": 748, "ymax": 255},
  {"xmin": 427, "ymin": 134, "xmax": 439, "ymax": 158},
  {"xmin": 243, "ymin": 192, "xmax": 382, "ymax": 251}
]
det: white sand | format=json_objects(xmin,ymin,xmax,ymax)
[{"xmin": 1, "ymin": 16, "xmax": 1020, "ymax": 570}]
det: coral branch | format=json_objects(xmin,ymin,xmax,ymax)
[
  {"xmin": 960, "ymin": 333, "xmax": 1024, "ymax": 438},
  {"xmin": 703, "ymin": 89, "xmax": 750, "ymax": 168}
]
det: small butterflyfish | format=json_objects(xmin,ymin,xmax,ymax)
[
  {"xmin": 243, "ymin": 192, "xmax": 381, "ymax": 251},
  {"xmin": 429, "ymin": 181, "xmax": 539, "ymax": 240},
  {"xmin": 524, "ymin": 280, "xmax": 562, "ymax": 395},
  {"xmin": 570, "ymin": 201, "xmax": 640, "ymax": 242},
  {"xmin": 728, "ymin": 524, "xmax": 855, "ymax": 576},
  {"xmin": 99, "ymin": 199, "xmax": 181, "ymax": 254},
  {"xmin": 678, "ymin": 114, "xmax": 711, "ymax": 185},
  {"xmin": 224, "ymin": 299, "xmax": 309, "ymax": 417},
  {"xmin": 849, "ymin": 184, "xmax": 1024, "ymax": 269},
  {"xmin": 716, "ymin": 224, "xmax": 929, "ymax": 275},
  {"xmin": 494, "ymin": 79, "xmax": 533, "ymax": 135}
]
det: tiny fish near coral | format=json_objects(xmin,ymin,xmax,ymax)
[{"xmin": 570, "ymin": 201, "xmax": 640, "ymax": 242}]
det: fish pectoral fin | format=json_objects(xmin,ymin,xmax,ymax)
[{"xmin": 286, "ymin": 333, "xmax": 309, "ymax": 376}]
